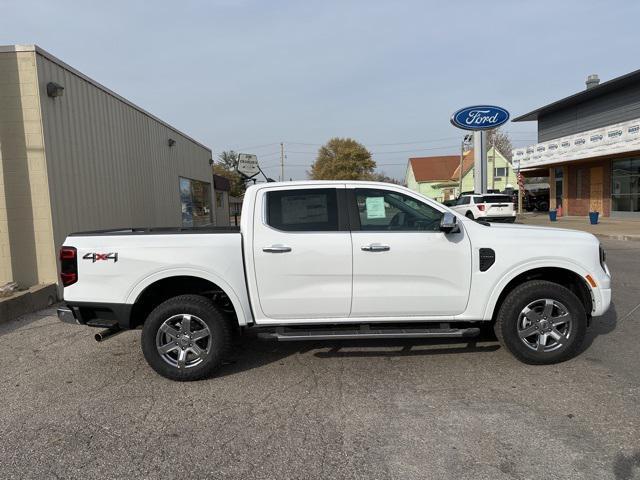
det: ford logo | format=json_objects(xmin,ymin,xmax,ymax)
[{"xmin": 450, "ymin": 105, "xmax": 510, "ymax": 130}]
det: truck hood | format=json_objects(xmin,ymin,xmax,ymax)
[{"xmin": 465, "ymin": 219, "xmax": 599, "ymax": 243}]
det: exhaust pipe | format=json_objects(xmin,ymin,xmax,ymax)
[{"xmin": 94, "ymin": 327, "xmax": 123, "ymax": 342}]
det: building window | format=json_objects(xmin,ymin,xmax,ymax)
[
  {"xmin": 611, "ymin": 158, "xmax": 640, "ymax": 212},
  {"xmin": 554, "ymin": 167, "xmax": 564, "ymax": 209},
  {"xmin": 216, "ymin": 192, "xmax": 224, "ymax": 208},
  {"xmin": 494, "ymin": 167, "xmax": 507, "ymax": 178},
  {"xmin": 180, "ymin": 177, "xmax": 212, "ymax": 227}
]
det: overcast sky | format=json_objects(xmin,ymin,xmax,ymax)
[{"xmin": 2, "ymin": 0, "xmax": 639, "ymax": 180}]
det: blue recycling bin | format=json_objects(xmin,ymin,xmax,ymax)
[
  {"xmin": 589, "ymin": 211, "xmax": 599, "ymax": 225},
  {"xmin": 549, "ymin": 210, "xmax": 557, "ymax": 221}
]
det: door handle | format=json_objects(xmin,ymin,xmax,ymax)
[
  {"xmin": 263, "ymin": 245, "xmax": 292, "ymax": 253},
  {"xmin": 361, "ymin": 243, "xmax": 390, "ymax": 252}
]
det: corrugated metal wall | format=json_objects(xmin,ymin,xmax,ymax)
[
  {"xmin": 539, "ymin": 83, "xmax": 640, "ymax": 142},
  {"xmin": 36, "ymin": 52, "xmax": 214, "ymax": 255}
]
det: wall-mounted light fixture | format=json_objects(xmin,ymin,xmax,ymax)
[
  {"xmin": 46, "ymin": 82, "xmax": 64, "ymax": 98},
  {"xmin": 168, "ymin": 138, "xmax": 176, "ymax": 147}
]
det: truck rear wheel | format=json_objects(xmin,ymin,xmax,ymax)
[
  {"xmin": 494, "ymin": 280, "xmax": 587, "ymax": 364},
  {"xmin": 141, "ymin": 294, "xmax": 231, "ymax": 381}
]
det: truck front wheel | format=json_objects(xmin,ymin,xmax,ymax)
[
  {"xmin": 141, "ymin": 294, "xmax": 232, "ymax": 381},
  {"xmin": 494, "ymin": 280, "xmax": 587, "ymax": 364}
]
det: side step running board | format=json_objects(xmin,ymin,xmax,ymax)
[{"xmin": 258, "ymin": 325, "xmax": 480, "ymax": 342}]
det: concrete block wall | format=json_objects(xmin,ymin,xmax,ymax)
[{"xmin": 0, "ymin": 49, "xmax": 57, "ymax": 287}]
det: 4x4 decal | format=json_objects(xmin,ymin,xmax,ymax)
[{"xmin": 83, "ymin": 252, "xmax": 118, "ymax": 263}]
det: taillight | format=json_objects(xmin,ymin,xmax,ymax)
[
  {"xmin": 60, "ymin": 246, "xmax": 77, "ymax": 287},
  {"xmin": 477, "ymin": 204, "xmax": 486, "ymax": 211}
]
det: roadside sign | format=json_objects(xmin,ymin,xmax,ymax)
[
  {"xmin": 237, "ymin": 153, "xmax": 260, "ymax": 179},
  {"xmin": 450, "ymin": 105, "xmax": 510, "ymax": 131}
]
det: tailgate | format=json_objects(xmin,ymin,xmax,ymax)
[{"xmin": 486, "ymin": 202, "xmax": 514, "ymax": 215}]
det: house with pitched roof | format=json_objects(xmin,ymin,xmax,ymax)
[{"xmin": 405, "ymin": 148, "xmax": 516, "ymax": 202}]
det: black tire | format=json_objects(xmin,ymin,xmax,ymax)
[
  {"xmin": 465, "ymin": 211, "xmax": 475, "ymax": 220},
  {"xmin": 141, "ymin": 294, "xmax": 232, "ymax": 381},
  {"xmin": 494, "ymin": 280, "xmax": 587, "ymax": 365},
  {"xmin": 506, "ymin": 217, "xmax": 516, "ymax": 223}
]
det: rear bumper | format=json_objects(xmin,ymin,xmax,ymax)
[
  {"xmin": 57, "ymin": 302, "xmax": 133, "ymax": 328},
  {"xmin": 57, "ymin": 306, "xmax": 81, "ymax": 324}
]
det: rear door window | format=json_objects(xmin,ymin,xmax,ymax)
[{"xmin": 266, "ymin": 188, "xmax": 340, "ymax": 231}]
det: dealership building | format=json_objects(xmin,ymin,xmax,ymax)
[
  {"xmin": 0, "ymin": 45, "xmax": 216, "ymax": 289},
  {"xmin": 513, "ymin": 71, "xmax": 640, "ymax": 218}
]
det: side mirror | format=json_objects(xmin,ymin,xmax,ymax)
[{"xmin": 440, "ymin": 212, "xmax": 460, "ymax": 234}]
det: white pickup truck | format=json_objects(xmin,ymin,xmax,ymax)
[{"xmin": 58, "ymin": 181, "xmax": 611, "ymax": 381}]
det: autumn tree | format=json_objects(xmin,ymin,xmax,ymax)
[
  {"xmin": 309, "ymin": 138, "xmax": 376, "ymax": 180},
  {"xmin": 486, "ymin": 128, "xmax": 513, "ymax": 161},
  {"xmin": 370, "ymin": 171, "xmax": 402, "ymax": 185},
  {"xmin": 213, "ymin": 150, "xmax": 246, "ymax": 197}
]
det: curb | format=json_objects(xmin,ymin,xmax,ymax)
[
  {"xmin": 593, "ymin": 233, "xmax": 640, "ymax": 242},
  {"xmin": 0, "ymin": 284, "xmax": 58, "ymax": 325}
]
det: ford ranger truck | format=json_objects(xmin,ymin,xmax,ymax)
[{"xmin": 57, "ymin": 181, "xmax": 611, "ymax": 381}]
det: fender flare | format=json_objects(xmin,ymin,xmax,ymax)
[
  {"xmin": 482, "ymin": 258, "xmax": 595, "ymax": 320},
  {"xmin": 125, "ymin": 267, "xmax": 252, "ymax": 326}
]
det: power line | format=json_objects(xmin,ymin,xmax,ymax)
[
  {"xmin": 286, "ymin": 144, "xmax": 459, "ymax": 155},
  {"xmin": 286, "ymin": 136, "xmax": 462, "ymax": 147},
  {"xmin": 223, "ymin": 142, "xmax": 281, "ymax": 151}
]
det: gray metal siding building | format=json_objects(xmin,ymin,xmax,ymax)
[{"xmin": 0, "ymin": 45, "xmax": 214, "ymax": 288}]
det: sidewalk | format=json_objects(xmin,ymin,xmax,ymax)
[{"xmin": 518, "ymin": 213, "xmax": 640, "ymax": 242}]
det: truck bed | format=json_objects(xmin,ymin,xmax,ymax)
[{"xmin": 68, "ymin": 226, "xmax": 240, "ymax": 236}]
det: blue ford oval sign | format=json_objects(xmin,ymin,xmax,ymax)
[{"xmin": 450, "ymin": 105, "xmax": 510, "ymax": 130}]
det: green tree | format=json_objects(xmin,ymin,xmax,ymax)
[
  {"xmin": 309, "ymin": 138, "xmax": 376, "ymax": 180},
  {"xmin": 214, "ymin": 150, "xmax": 246, "ymax": 197}
]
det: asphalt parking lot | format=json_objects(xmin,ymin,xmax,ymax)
[{"xmin": 1, "ymin": 237, "xmax": 639, "ymax": 480}]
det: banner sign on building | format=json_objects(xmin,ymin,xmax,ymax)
[
  {"xmin": 237, "ymin": 153, "xmax": 260, "ymax": 179},
  {"xmin": 450, "ymin": 105, "xmax": 510, "ymax": 131},
  {"xmin": 513, "ymin": 117, "xmax": 640, "ymax": 170}
]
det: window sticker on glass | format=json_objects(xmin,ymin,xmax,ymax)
[{"xmin": 365, "ymin": 197, "xmax": 386, "ymax": 219}]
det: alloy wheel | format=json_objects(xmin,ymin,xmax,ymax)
[
  {"xmin": 155, "ymin": 314, "xmax": 212, "ymax": 369},
  {"xmin": 517, "ymin": 299, "xmax": 572, "ymax": 353}
]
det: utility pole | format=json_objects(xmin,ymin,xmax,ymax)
[
  {"xmin": 491, "ymin": 133, "xmax": 496, "ymax": 190},
  {"xmin": 458, "ymin": 134, "xmax": 472, "ymax": 196},
  {"xmin": 280, "ymin": 142, "xmax": 284, "ymax": 182},
  {"xmin": 459, "ymin": 140, "xmax": 464, "ymax": 197}
]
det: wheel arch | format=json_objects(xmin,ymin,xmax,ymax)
[
  {"xmin": 127, "ymin": 269, "xmax": 251, "ymax": 328},
  {"xmin": 485, "ymin": 264, "xmax": 593, "ymax": 322}
]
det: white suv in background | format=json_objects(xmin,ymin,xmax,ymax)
[{"xmin": 452, "ymin": 193, "xmax": 516, "ymax": 223}]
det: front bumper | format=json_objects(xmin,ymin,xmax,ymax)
[{"xmin": 593, "ymin": 287, "xmax": 612, "ymax": 317}]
